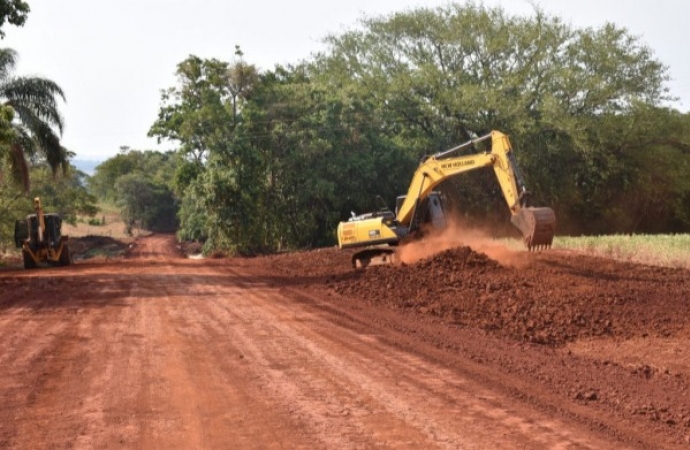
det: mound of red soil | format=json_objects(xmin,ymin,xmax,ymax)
[
  {"xmin": 266, "ymin": 245, "xmax": 690, "ymax": 347},
  {"xmin": 69, "ymin": 235, "xmax": 131, "ymax": 259}
]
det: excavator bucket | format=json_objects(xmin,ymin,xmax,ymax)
[{"xmin": 511, "ymin": 207, "xmax": 556, "ymax": 250}]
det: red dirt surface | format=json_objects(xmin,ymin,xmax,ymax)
[
  {"xmin": 262, "ymin": 243, "xmax": 690, "ymax": 448},
  {"xmin": 1, "ymin": 234, "xmax": 689, "ymax": 449}
]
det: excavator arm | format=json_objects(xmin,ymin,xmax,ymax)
[
  {"xmin": 396, "ymin": 130, "xmax": 555, "ymax": 248},
  {"xmin": 337, "ymin": 130, "xmax": 555, "ymax": 268},
  {"xmin": 396, "ymin": 131, "xmax": 556, "ymax": 249}
]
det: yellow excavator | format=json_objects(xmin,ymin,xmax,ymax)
[
  {"xmin": 14, "ymin": 197, "xmax": 72, "ymax": 269},
  {"xmin": 337, "ymin": 130, "xmax": 556, "ymax": 268}
]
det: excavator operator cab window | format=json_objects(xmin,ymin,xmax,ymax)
[
  {"xmin": 378, "ymin": 210, "xmax": 395, "ymax": 224},
  {"xmin": 395, "ymin": 195, "xmax": 406, "ymax": 217},
  {"xmin": 427, "ymin": 193, "xmax": 446, "ymax": 229}
]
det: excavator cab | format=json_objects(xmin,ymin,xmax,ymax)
[{"xmin": 396, "ymin": 192, "xmax": 447, "ymax": 232}]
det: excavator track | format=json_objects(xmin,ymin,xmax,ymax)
[{"xmin": 351, "ymin": 248, "xmax": 397, "ymax": 269}]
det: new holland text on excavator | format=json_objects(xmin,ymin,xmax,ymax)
[{"xmin": 337, "ymin": 130, "xmax": 556, "ymax": 268}]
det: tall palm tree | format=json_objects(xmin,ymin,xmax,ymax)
[{"xmin": 0, "ymin": 47, "xmax": 67, "ymax": 191}]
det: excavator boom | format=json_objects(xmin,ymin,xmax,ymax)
[{"xmin": 337, "ymin": 131, "xmax": 556, "ymax": 267}]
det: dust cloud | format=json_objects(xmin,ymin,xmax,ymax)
[{"xmin": 395, "ymin": 218, "xmax": 527, "ymax": 267}]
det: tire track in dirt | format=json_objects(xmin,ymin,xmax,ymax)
[
  {"xmin": 179, "ymin": 264, "xmax": 632, "ymax": 449},
  {"xmin": 0, "ymin": 234, "xmax": 676, "ymax": 449},
  {"xmin": 120, "ymin": 257, "xmax": 317, "ymax": 449},
  {"xmin": 0, "ymin": 268, "xmax": 134, "ymax": 448},
  {"xmin": 261, "ymin": 243, "xmax": 690, "ymax": 448}
]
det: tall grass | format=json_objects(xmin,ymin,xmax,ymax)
[{"xmin": 553, "ymin": 234, "xmax": 690, "ymax": 269}]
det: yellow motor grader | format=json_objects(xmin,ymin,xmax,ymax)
[{"xmin": 14, "ymin": 197, "xmax": 72, "ymax": 269}]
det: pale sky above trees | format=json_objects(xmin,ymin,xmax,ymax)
[{"xmin": 4, "ymin": 0, "xmax": 689, "ymax": 160}]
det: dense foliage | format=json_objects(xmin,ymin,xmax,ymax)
[
  {"xmin": 0, "ymin": 163, "xmax": 98, "ymax": 251},
  {"xmin": 0, "ymin": 0, "xmax": 29, "ymax": 38},
  {"xmin": 0, "ymin": 3, "xmax": 90, "ymax": 252},
  {"xmin": 146, "ymin": 3, "xmax": 689, "ymax": 254},
  {"xmin": 2, "ymin": 2, "xmax": 688, "ymax": 255},
  {"xmin": 88, "ymin": 149, "xmax": 178, "ymax": 233}
]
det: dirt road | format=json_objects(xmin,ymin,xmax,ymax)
[{"xmin": 0, "ymin": 234, "xmax": 688, "ymax": 449}]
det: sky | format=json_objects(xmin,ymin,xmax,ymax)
[{"xmin": 4, "ymin": 0, "xmax": 690, "ymax": 161}]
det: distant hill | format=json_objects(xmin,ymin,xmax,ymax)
[{"xmin": 72, "ymin": 159, "xmax": 102, "ymax": 176}]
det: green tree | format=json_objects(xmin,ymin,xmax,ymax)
[
  {"xmin": 90, "ymin": 149, "xmax": 179, "ymax": 232},
  {"xmin": 175, "ymin": 63, "xmax": 417, "ymax": 253},
  {"xmin": 565, "ymin": 104, "xmax": 690, "ymax": 234},
  {"xmin": 0, "ymin": 0, "xmax": 29, "ymax": 38},
  {"xmin": 115, "ymin": 173, "xmax": 156, "ymax": 234},
  {"xmin": 152, "ymin": 3, "xmax": 688, "ymax": 253},
  {"xmin": 88, "ymin": 148, "xmax": 140, "ymax": 200},
  {"xmin": 149, "ymin": 54, "xmax": 257, "ymax": 163},
  {"xmin": 310, "ymin": 3, "xmax": 676, "ymax": 234},
  {"xmin": 0, "ymin": 161, "xmax": 98, "ymax": 251},
  {"xmin": 89, "ymin": 148, "xmax": 177, "ymax": 200},
  {"xmin": 0, "ymin": 48, "xmax": 67, "ymax": 190},
  {"xmin": 149, "ymin": 53, "xmax": 260, "ymax": 248},
  {"xmin": 25, "ymin": 165, "xmax": 98, "ymax": 224}
]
